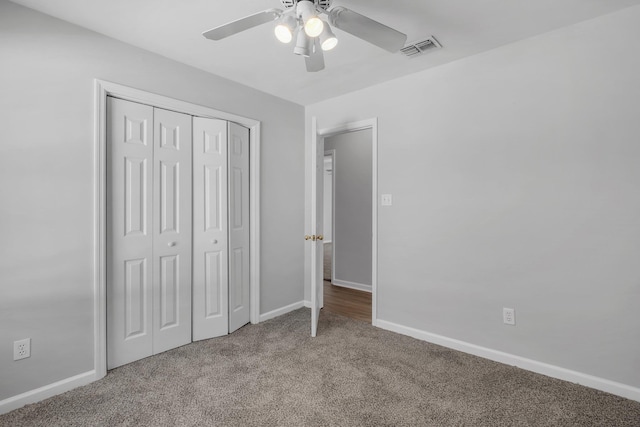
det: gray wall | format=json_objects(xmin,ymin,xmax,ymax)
[
  {"xmin": 325, "ymin": 130, "xmax": 373, "ymax": 288},
  {"xmin": 306, "ymin": 6, "xmax": 640, "ymax": 388},
  {"xmin": 323, "ymin": 156, "xmax": 332, "ymax": 240},
  {"xmin": 0, "ymin": 0, "xmax": 304, "ymax": 401}
]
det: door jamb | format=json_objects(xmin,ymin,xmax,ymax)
[
  {"xmin": 323, "ymin": 149, "xmax": 336, "ymax": 283},
  {"xmin": 314, "ymin": 118, "xmax": 378, "ymax": 326},
  {"xmin": 93, "ymin": 79, "xmax": 261, "ymax": 379}
]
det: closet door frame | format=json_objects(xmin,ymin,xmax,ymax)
[{"xmin": 93, "ymin": 79, "xmax": 261, "ymax": 379}]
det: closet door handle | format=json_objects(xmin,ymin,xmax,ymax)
[
  {"xmin": 211, "ymin": 239, "xmax": 218, "ymax": 244},
  {"xmin": 168, "ymin": 242, "xmax": 177, "ymax": 247}
]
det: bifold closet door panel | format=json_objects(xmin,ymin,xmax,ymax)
[
  {"xmin": 152, "ymin": 108, "xmax": 193, "ymax": 354},
  {"xmin": 107, "ymin": 97, "xmax": 154, "ymax": 369},
  {"xmin": 192, "ymin": 117, "xmax": 229, "ymax": 341},
  {"xmin": 228, "ymin": 122, "xmax": 251, "ymax": 333}
]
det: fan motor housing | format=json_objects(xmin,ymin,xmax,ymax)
[{"xmin": 280, "ymin": 0, "xmax": 332, "ymax": 12}]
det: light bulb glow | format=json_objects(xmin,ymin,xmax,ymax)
[
  {"xmin": 321, "ymin": 36, "xmax": 338, "ymax": 51},
  {"xmin": 274, "ymin": 15, "xmax": 297, "ymax": 44},
  {"xmin": 319, "ymin": 21, "xmax": 338, "ymax": 51},
  {"xmin": 304, "ymin": 17, "xmax": 324, "ymax": 37},
  {"xmin": 275, "ymin": 24, "xmax": 293, "ymax": 43}
]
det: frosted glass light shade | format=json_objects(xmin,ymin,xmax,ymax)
[
  {"xmin": 321, "ymin": 36, "xmax": 338, "ymax": 51},
  {"xmin": 297, "ymin": 1, "xmax": 324, "ymax": 37},
  {"xmin": 319, "ymin": 23, "xmax": 338, "ymax": 50},
  {"xmin": 274, "ymin": 15, "xmax": 297, "ymax": 43},
  {"xmin": 304, "ymin": 17, "xmax": 324, "ymax": 37},
  {"xmin": 275, "ymin": 24, "xmax": 293, "ymax": 43}
]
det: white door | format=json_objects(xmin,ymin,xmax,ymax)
[
  {"xmin": 310, "ymin": 125, "xmax": 324, "ymax": 337},
  {"xmin": 107, "ymin": 98, "xmax": 193, "ymax": 368},
  {"xmin": 107, "ymin": 97, "xmax": 154, "ymax": 368},
  {"xmin": 192, "ymin": 118, "xmax": 229, "ymax": 340},
  {"xmin": 228, "ymin": 122, "xmax": 251, "ymax": 333},
  {"xmin": 152, "ymin": 108, "xmax": 192, "ymax": 354}
]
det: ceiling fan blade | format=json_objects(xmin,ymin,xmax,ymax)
[
  {"xmin": 203, "ymin": 8, "xmax": 282, "ymax": 40},
  {"xmin": 305, "ymin": 39, "xmax": 325, "ymax": 72},
  {"xmin": 328, "ymin": 6, "xmax": 407, "ymax": 53}
]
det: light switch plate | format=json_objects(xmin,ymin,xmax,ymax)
[{"xmin": 381, "ymin": 194, "xmax": 393, "ymax": 206}]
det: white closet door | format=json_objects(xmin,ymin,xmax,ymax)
[
  {"xmin": 228, "ymin": 122, "xmax": 250, "ymax": 333},
  {"xmin": 107, "ymin": 97, "xmax": 154, "ymax": 369},
  {"xmin": 192, "ymin": 118, "xmax": 229, "ymax": 341},
  {"xmin": 152, "ymin": 108, "xmax": 192, "ymax": 354}
]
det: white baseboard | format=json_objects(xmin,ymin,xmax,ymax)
[
  {"xmin": 376, "ymin": 319, "xmax": 640, "ymax": 403},
  {"xmin": 332, "ymin": 279, "xmax": 372, "ymax": 293},
  {"xmin": 0, "ymin": 370, "xmax": 98, "ymax": 415},
  {"xmin": 259, "ymin": 301, "xmax": 306, "ymax": 322},
  {"xmin": 304, "ymin": 300, "xmax": 311, "ymax": 308}
]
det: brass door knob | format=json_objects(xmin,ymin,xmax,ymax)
[
  {"xmin": 305, "ymin": 235, "xmax": 312, "ymax": 241},
  {"xmin": 317, "ymin": 235, "xmax": 324, "ymax": 241}
]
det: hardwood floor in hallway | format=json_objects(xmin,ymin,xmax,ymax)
[{"xmin": 323, "ymin": 280, "xmax": 372, "ymax": 323}]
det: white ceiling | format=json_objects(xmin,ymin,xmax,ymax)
[{"xmin": 10, "ymin": 0, "xmax": 640, "ymax": 105}]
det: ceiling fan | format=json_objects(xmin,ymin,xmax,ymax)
[{"xmin": 202, "ymin": 0, "xmax": 408, "ymax": 72}]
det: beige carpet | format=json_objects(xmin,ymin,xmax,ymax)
[{"xmin": 2, "ymin": 309, "xmax": 639, "ymax": 426}]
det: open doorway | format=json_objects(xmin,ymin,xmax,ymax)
[{"xmin": 321, "ymin": 130, "xmax": 373, "ymax": 323}]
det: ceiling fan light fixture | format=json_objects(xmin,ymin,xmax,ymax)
[
  {"xmin": 274, "ymin": 15, "xmax": 297, "ymax": 43},
  {"xmin": 293, "ymin": 28, "xmax": 311, "ymax": 57},
  {"xmin": 319, "ymin": 22, "xmax": 338, "ymax": 51},
  {"xmin": 202, "ymin": 1, "xmax": 409, "ymax": 72}
]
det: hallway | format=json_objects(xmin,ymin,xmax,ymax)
[{"xmin": 323, "ymin": 280, "xmax": 372, "ymax": 323}]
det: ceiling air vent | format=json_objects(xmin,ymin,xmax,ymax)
[{"xmin": 401, "ymin": 36, "xmax": 442, "ymax": 58}]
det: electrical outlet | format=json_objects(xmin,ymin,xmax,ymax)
[
  {"xmin": 381, "ymin": 194, "xmax": 393, "ymax": 206},
  {"xmin": 14, "ymin": 338, "xmax": 31, "ymax": 361},
  {"xmin": 503, "ymin": 308, "xmax": 516, "ymax": 326}
]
